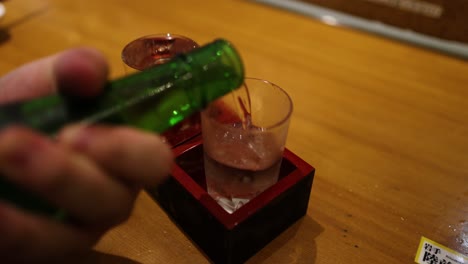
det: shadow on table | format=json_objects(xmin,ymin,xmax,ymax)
[
  {"xmin": 0, "ymin": 29, "xmax": 10, "ymax": 44},
  {"xmin": 246, "ymin": 215, "xmax": 323, "ymax": 264},
  {"xmin": 69, "ymin": 250, "xmax": 141, "ymax": 264},
  {"xmin": 0, "ymin": 5, "xmax": 49, "ymax": 46},
  {"xmin": 73, "ymin": 216, "xmax": 321, "ymax": 264}
]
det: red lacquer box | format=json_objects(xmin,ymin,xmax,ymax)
[{"xmin": 147, "ymin": 134, "xmax": 315, "ymax": 264}]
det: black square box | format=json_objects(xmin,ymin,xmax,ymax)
[{"xmin": 147, "ymin": 136, "xmax": 315, "ymax": 264}]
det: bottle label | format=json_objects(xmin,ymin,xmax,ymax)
[{"xmin": 415, "ymin": 236, "xmax": 467, "ymax": 264}]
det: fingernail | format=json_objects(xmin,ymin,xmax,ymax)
[{"xmin": 59, "ymin": 125, "xmax": 94, "ymax": 151}]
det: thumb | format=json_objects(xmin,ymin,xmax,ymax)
[{"xmin": 0, "ymin": 47, "xmax": 109, "ymax": 104}]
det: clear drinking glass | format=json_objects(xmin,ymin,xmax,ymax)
[
  {"xmin": 201, "ymin": 78, "xmax": 293, "ymax": 213},
  {"xmin": 121, "ymin": 33, "xmax": 201, "ymax": 146},
  {"xmin": 122, "ymin": 33, "xmax": 199, "ymax": 74}
]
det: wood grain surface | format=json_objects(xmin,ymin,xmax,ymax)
[{"xmin": 1, "ymin": 0, "xmax": 467, "ymax": 263}]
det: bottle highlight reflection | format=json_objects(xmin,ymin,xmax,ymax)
[
  {"xmin": 0, "ymin": 38, "xmax": 245, "ymax": 217},
  {"xmin": 121, "ymin": 33, "xmax": 201, "ymax": 146}
]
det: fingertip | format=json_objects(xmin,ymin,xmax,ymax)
[
  {"xmin": 58, "ymin": 125, "xmax": 174, "ymax": 188},
  {"xmin": 103, "ymin": 127, "xmax": 175, "ymax": 187},
  {"xmin": 56, "ymin": 124, "xmax": 91, "ymax": 151},
  {"xmin": 54, "ymin": 47, "xmax": 109, "ymax": 98},
  {"xmin": 121, "ymin": 128, "xmax": 175, "ymax": 187},
  {"xmin": 152, "ymin": 136, "xmax": 174, "ymax": 185}
]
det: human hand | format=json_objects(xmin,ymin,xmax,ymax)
[{"xmin": 0, "ymin": 48, "xmax": 173, "ymax": 262}]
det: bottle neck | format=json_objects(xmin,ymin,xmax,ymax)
[{"xmin": 0, "ymin": 39, "xmax": 244, "ymax": 135}]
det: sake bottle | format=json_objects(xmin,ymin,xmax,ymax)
[{"xmin": 0, "ymin": 39, "xmax": 245, "ymax": 217}]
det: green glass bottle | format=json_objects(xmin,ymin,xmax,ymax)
[{"xmin": 0, "ymin": 39, "xmax": 244, "ymax": 218}]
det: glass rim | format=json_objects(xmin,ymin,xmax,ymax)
[
  {"xmin": 244, "ymin": 77, "xmax": 293, "ymax": 130},
  {"xmin": 121, "ymin": 33, "xmax": 199, "ymax": 70},
  {"xmin": 123, "ymin": 33, "xmax": 199, "ymax": 43}
]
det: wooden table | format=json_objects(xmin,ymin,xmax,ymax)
[{"xmin": 1, "ymin": 0, "xmax": 467, "ymax": 263}]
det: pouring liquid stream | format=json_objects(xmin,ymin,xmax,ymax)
[{"xmin": 233, "ymin": 82, "xmax": 253, "ymax": 130}]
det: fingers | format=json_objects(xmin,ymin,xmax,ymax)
[
  {"xmin": 0, "ymin": 47, "xmax": 108, "ymax": 104},
  {"xmin": 54, "ymin": 47, "xmax": 108, "ymax": 98},
  {"xmin": 0, "ymin": 54, "xmax": 57, "ymax": 103},
  {"xmin": 0, "ymin": 201, "xmax": 99, "ymax": 263},
  {"xmin": 0, "ymin": 127, "xmax": 134, "ymax": 227},
  {"xmin": 58, "ymin": 125, "xmax": 174, "ymax": 188},
  {"xmin": 0, "ymin": 122, "xmax": 173, "ymax": 261},
  {"xmin": 0, "ymin": 124, "xmax": 173, "ymax": 227}
]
